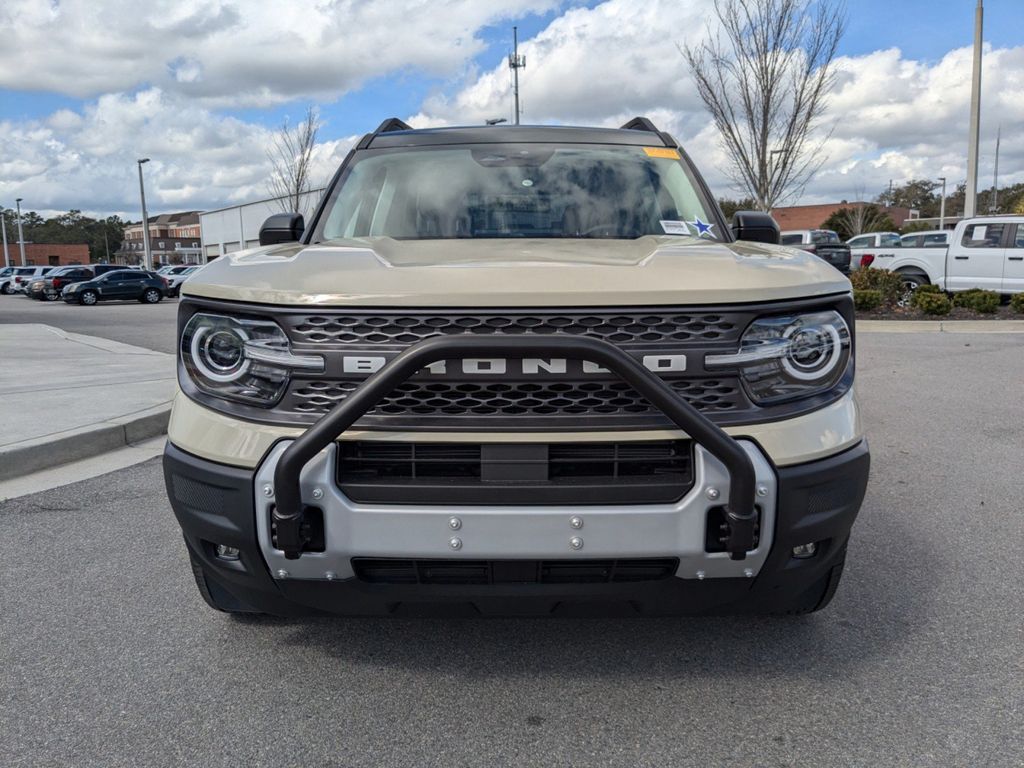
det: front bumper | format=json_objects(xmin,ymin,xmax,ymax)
[{"xmin": 164, "ymin": 438, "xmax": 869, "ymax": 616}]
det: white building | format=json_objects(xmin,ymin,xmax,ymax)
[{"xmin": 199, "ymin": 188, "xmax": 326, "ymax": 261}]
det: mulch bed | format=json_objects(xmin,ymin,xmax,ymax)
[{"xmin": 856, "ymin": 304, "xmax": 1024, "ymax": 321}]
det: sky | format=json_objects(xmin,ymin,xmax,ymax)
[{"xmin": 0, "ymin": 0, "xmax": 1021, "ymax": 220}]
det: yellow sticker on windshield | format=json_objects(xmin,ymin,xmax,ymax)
[{"xmin": 643, "ymin": 147, "xmax": 681, "ymax": 159}]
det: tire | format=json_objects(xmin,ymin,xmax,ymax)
[
  {"xmin": 44, "ymin": 291, "xmax": 60, "ymax": 302},
  {"xmin": 896, "ymin": 271, "xmax": 928, "ymax": 307},
  {"xmin": 773, "ymin": 542, "xmax": 848, "ymax": 615},
  {"xmin": 188, "ymin": 548, "xmax": 260, "ymax": 614},
  {"xmin": 142, "ymin": 288, "xmax": 162, "ymax": 304},
  {"xmin": 79, "ymin": 290, "xmax": 98, "ymax": 306},
  {"xmin": 0, "ymin": 282, "xmax": 10, "ymax": 295}
]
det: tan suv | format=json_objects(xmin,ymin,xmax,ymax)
[{"xmin": 164, "ymin": 117, "xmax": 869, "ymax": 617}]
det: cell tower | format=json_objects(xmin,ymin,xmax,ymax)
[{"xmin": 508, "ymin": 26, "xmax": 526, "ymax": 125}]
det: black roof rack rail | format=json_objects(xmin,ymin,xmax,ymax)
[
  {"xmin": 620, "ymin": 116, "xmax": 678, "ymax": 148},
  {"xmin": 357, "ymin": 117, "xmax": 415, "ymax": 149}
]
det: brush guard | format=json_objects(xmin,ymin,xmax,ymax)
[{"xmin": 271, "ymin": 335, "xmax": 758, "ymax": 561}]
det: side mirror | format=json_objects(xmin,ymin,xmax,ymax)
[
  {"xmin": 731, "ymin": 211, "xmax": 780, "ymax": 245},
  {"xmin": 259, "ymin": 212, "xmax": 305, "ymax": 246}
]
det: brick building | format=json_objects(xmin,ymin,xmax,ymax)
[
  {"xmin": 2, "ymin": 243, "xmax": 90, "ymax": 267},
  {"xmin": 771, "ymin": 202, "xmax": 918, "ymax": 231},
  {"xmin": 117, "ymin": 211, "xmax": 202, "ymax": 265}
]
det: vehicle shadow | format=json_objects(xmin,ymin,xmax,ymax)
[{"xmin": 229, "ymin": 491, "xmax": 935, "ymax": 681}]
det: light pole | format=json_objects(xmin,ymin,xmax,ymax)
[
  {"xmin": 15, "ymin": 198, "xmax": 27, "ymax": 266},
  {"xmin": 937, "ymin": 177, "xmax": 947, "ymax": 230},
  {"xmin": 964, "ymin": 0, "xmax": 983, "ymax": 218},
  {"xmin": 137, "ymin": 158, "xmax": 153, "ymax": 270},
  {"xmin": 1, "ymin": 209, "xmax": 9, "ymax": 268}
]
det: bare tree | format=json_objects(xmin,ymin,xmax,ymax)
[
  {"xmin": 267, "ymin": 106, "xmax": 321, "ymax": 213},
  {"xmin": 683, "ymin": 0, "xmax": 846, "ymax": 211}
]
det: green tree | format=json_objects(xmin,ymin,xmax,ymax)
[
  {"xmin": 876, "ymin": 179, "xmax": 940, "ymax": 217},
  {"xmin": 717, "ymin": 197, "xmax": 757, "ymax": 220}
]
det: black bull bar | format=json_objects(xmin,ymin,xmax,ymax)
[{"xmin": 272, "ymin": 335, "xmax": 758, "ymax": 561}]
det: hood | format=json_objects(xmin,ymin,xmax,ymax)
[{"xmin": 183, "ymin": 236, "xmax": 850, "ymax": 307}]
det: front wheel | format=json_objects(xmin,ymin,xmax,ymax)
[
  {"xmin": 44, "ymin": 291, "xmax": 60, "ymax": 302},
  {"xmin": 79, "ymin": 290, "xmax": 98, "ymax": 306},
  {"xmin": 142, "ymin": 288, "xmax": 162, "ymax": 304},
  {"xmin": 0, "ymin": 283, "xmax": 11, "ymax": 295}
]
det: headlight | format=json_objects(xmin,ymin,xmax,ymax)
[
  {"xmin": 181, "ymin": 313, "xmax": 323, "ymax": 406},
  {"xmin": 706, "ymin": 310, "xmax": 850, "ymax": 404}
]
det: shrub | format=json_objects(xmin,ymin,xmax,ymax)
[
  {"xmin": 849, "ymin": 267, "xmax": 904, "ymax": 305},
  {"xmin": 853, "ymin": 289, "xmax": 883, "ymax": 311},
  {"xmin": 910, "ymin": 284, "xmax": 943, "ymax": 309},
  {"xmin": 1010, "ymin": 293, "xmax": 1024, "ymax": 314},
  {"xmin": 952, "ymin": 288, "xmax": 1000, "ymax": 313},
  {"xmin": 915, "ymin": 292, "xmax": 951, "ymax": 316}
]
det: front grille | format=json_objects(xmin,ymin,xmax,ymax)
[
  {"xmin": 337, "ymin": 440, "xmax": 694, "ymax": 504},
  {"xmin": 352, "ymin": 558, "xmax": 680, "ymax": 585},
  {"xmin": 287, "ymin": 311, "xmax": 742, "ymax": 347},
  {"xmin": 289, "ymin": 378, "xmax": 743, "ymax": 418}
]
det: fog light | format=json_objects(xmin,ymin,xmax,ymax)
[
  {"xmin": 792, "ymin": 542, "xmax": 818, "ymax": 559},
  {"xmin": 215, "ymin": 544, "xmax": 241, "ymax": 561}
]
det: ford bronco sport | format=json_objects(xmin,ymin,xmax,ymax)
[{"xmin": 164, "ymin": 117, "xmax": 869, "ymax": 616}]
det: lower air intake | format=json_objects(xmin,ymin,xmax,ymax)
[{"xmin": 352, "ymin": 558, "xmax": 680, "ymax": 585}]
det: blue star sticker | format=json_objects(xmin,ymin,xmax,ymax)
[{"xmin": 690, "ymin": 218, "xmax": 715, "ymax": 238}]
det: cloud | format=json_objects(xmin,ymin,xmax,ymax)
[
  {"xmin": 0, "ymin": 88, "xmax": 358, "ymax": 218},
  {"xmin": 411, "ymin": 0, "xmax": 1023, "ymax": 203},
  {"xmin": 1, "ymin": 0, "xmax": 1021, "ymax": 217},
  {"xmin": 0, "ymin": 0, "xmax": 560, "ymax": 108}
]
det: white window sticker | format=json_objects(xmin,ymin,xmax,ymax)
[
  {"xmin": 660, "ymin": 220, "xmax": 691, "ymax": 235},
  {"xmin": 971, "ymin": 225, "xmax": 987, "ymax": 242}
]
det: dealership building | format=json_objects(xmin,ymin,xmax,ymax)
[{"xmin": 198, "ymin": 189, "xmax": 325, "ymax": 261}]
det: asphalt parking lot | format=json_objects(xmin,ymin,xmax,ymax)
[
  {"xmin": 0, "ymin": 294, "xmax": 178, "ymax": 353},
  {"xmin": 2, "ymin": 329, "xmax": 1023, "ymax": 767}
]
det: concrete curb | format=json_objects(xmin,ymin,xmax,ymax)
[
  {"xmin": 0, "ymin": 403, "xmax": 171, "ymax": 483},
  {"xmin": 857, "ymin": 319, "xmax": 1024, "ymax": 334}
]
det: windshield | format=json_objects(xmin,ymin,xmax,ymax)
[
  {"xmin": 811, "ymin": 231, "xmax": 840, "ymax": 244},
  {"xmin": 315, "ymin": 144, "xmax": 720, "ymax": 242}
]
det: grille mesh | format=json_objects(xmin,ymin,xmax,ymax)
[
  {"xmin": 287, "ymin": 311, "xmax": 740, "ymax": 346},
  {"xmin": 289, "ymin": 378, "xmax": 742, "ymax": 417}
]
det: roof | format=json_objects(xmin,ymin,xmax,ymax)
[{"xmin": 365, "ymin": 122, "xmax": 674, "ymax": 149}]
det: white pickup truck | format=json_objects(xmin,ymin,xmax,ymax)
[{"xmin": 874, "ymin": 216, "xmax": 1024, "ymax": 294}]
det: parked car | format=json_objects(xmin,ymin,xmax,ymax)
[
  {"xmin": 845, "ymin": 231, "xmax": 902, "ymax": 271},
  {"xmin": 28, "ymin": 266, "xmax": 95, "ymax": 301},
  {"xmin": 779, "ymin": 229, "xmax": 851, "ymax": 274},
  {"xmin": 872, "ymin": 216, "xmax": 1024, "ymax": 295},
  {"xmin": 90, "ymin": 263, "xmax": 133, "ymax": 277},
  {"xmin": 165, "ymin": 265, "xmax": 201, "ymax": 297},
  {"xmin": 3, "ymin": 266, "xmax": 54, "ymax": 294},
  {"xmin": 63, "ymin": 269, "xmax": 168, "ymax": 305},
  {"xmin": 164, "ymin": 115, "xmax": 869, "ymax": 618},
  {"xmin": 900, "ymin": 230, "xmax": 951, "ymax": 249},
  {"xmin": 157, "ymin": 265, "xmax": 195, "ymax": 277}
]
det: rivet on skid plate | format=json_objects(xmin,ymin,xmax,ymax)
[
  {"xmin": 696, "ymin": 570, "xmax": 706, "ymax": 580},
  {"xmin": 756, "ymin": 485, "xmax": 769, "ymax": 498},
  {"xmin": 744, "ymin": 568, "xmax": 754, "ymax": 578},
  {"xmin": 449, "ymin": 537, "xmax": 462, "ymax": 550},
  {"xmin": 569, "ymin": 516, "xmax": 584, "ymax": 530},
  {"xmin": 570, "ymin": 537, "xmax": 584, "ymax": 550},
  {"xmin": 276, "ymin": 569, "xmax": 289, "ymax": 579},
  {"xmin": 705, "ymin": 487, "xmax": 720, "ymax": 501},
  {"xmin": 262, "ymin": 484, "xmax": 274, "ymax": 497},
  {"xmin": 312, "ymin": 487, "xmax": 324, "ymax": 500},
  {"xmin": 324, "ymin": 571, "xmax": 338, "ymax": 581},
  {"xmin": 448, "ymin": 517, "xmax": 462, "ymax": 531}
]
